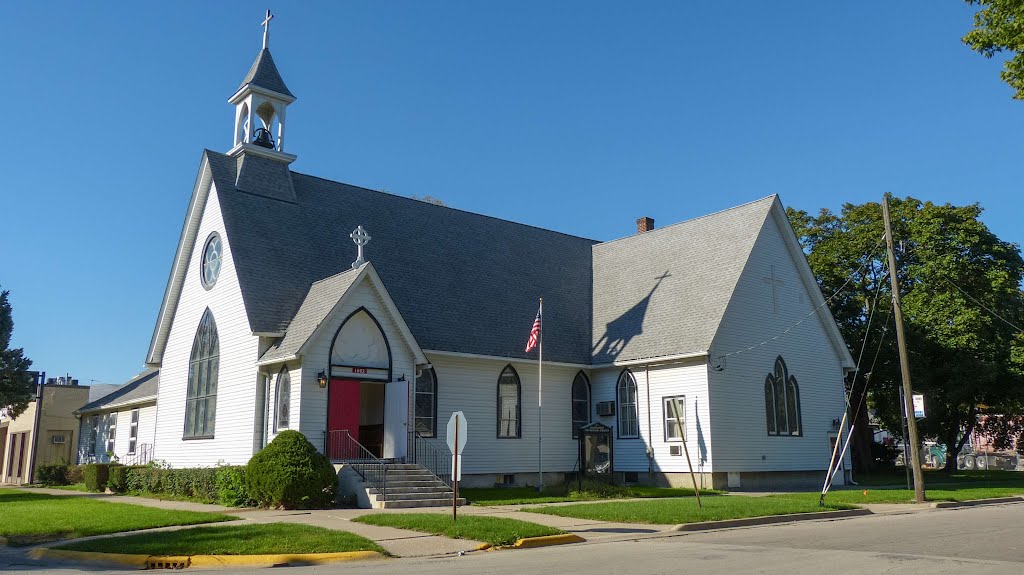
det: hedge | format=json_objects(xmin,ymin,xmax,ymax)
[
  {"xmin": 120, "ymin": 465, "xmax": 253, "ymax": 506},
  {"xmin": 37, "ymin": 463, "xmax": 70, "ymax": 486},
  {"xmin": 108, "ymin": 465, "xmax": 147, "ymax": 493},
  {"xmin": 83, "ymin": 463, "xmax": 112, "ymax": 492},
  {"xmin": 245, "ymin": 430, "xmax": 337, "ymax": 509}
]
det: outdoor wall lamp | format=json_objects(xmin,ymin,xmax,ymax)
[{"xmin": 317, "ymin": 370, "xmax": 328, "ymax": 389}]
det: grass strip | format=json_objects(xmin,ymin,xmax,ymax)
[
  {"xmin": 463, "ymin": 485, "xmax": 721, "ymax": 506},
  {"xmin": 0, "ymin": 489, "xmax": 234, "ymax": 546},
  {"xmin": 353, "ymin": 512, "xmax": 563, "ymax": 546},
  {"xmin": 813, "ymin": 485, "xmax": 1024, "ymax": 505},
  {"xmin": 56, "ymin": 523, "xmax": 386, "ymax": 555},
  {"xmin": 528, "ymin": 495, "xmax": 854, "ymax": 525}
]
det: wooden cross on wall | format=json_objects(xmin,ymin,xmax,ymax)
[{"xmin": 762, "ymin": 265, "xmax": 784, "ymax": 313}]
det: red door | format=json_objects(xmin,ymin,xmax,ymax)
[{"xmin": 328, "ymin": 379, "xmax": 361, "ymax": 459}]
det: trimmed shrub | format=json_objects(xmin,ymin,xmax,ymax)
[
  {"xmin": 37, "ymin": 463, "xmax": 69, "ymax": 486},
  {"xmin": 124, "ymin": 466, "xmax": 219, "ymax": 502},
  {"xmin": 245, "ymin": 430, "xmax": 337, "ymax": 509},
  {"xmin": 215, "ymin": 465, "xmax": 255, "ymax": 507},
  {"xmin": 83, "ymin": 463, "xmax": 111, "ymax": 492},
  {"xmin": 108, "ymin": 465, "xmax": 146, "ymax": 493},
  {"xmin": 66, "ymin": 464, "xmax": 85, "ymax": 485}
]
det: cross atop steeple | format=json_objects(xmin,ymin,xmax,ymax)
[
  {"xmin": 261, "ymin": 10, "xmax": 274, "ymax": 49},
  {"xmin": 350, "ymin": 225, "xmax": 372, "ymax": 269}
]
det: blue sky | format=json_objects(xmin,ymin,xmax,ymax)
[{"xmin": 3, "ymin": 1, "xmax": 1021, "ymax": 386}]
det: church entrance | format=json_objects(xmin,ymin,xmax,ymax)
[
  {"xmin": 327, "ymin": 378, "xmax": 385, "ymax": 459},
  {"xmin": 325, "ymin": 307, "xmax": 409, "ymax": 462}
]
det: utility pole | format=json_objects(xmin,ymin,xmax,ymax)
[{"xmin": 881, "ymin": 193, "xmax": 926, "ymax": 504}]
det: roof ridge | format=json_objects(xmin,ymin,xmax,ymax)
[
  {"xmin": 288, "ymin": 170, "xmax": 600, "ymax": 244},
  {"xmin": 309, "ymin": 266, "xmax": 362, "ymax": 287},
  {"xmin": 594, "ymin": 195, "xmax": 778, "ymax": 249}
]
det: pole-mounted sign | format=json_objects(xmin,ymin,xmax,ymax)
[{"xmin": 446, "ymin": 411, "xmax": 468, "ymax": 521}]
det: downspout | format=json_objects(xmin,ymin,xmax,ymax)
[
  {"xmin": 27, "ymin": 376, "xmax": 44, "ymax": 483},
  {"xmin": 645, "ymin": 365, "xmax": 653, "ymax": 479}
]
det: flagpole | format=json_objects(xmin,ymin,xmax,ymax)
[{"xmin": 538, "ymin": 296, "xmax": 544, "ymax": 492}]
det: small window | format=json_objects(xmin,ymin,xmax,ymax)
[
  {"xmin": 275, "ymin": 369, "xmax": 291, "ymax": 431},
  {"xmin": 663, "ymin": 395, "xmax": 685, "ymax": 442},
  {"xmin": 415, "ymin": 368, "xmax": 437, "ymax": 437},
  {"xmin": 571, "ymin": 371, "xmax": 591, "ymax": 439},
  {"xmin": 497, "ymin": 365, "xmax": 521, "ymax": 438},
  {"xmin": 765, "ymin": 356, "xmax": 802, "ymax": 436},
  {"xmin": 106, "ymin": 412, "xmax": 117, "ymax": 454},
  {"xmin": 128, "ymin": 409, "xmax": 139, "ymax": 454},
  {"xmin": 200, "ymin": 232, "xmax": 222, "ymax": 289},
  {"xmin": 616, "ymin": 370, "xmax": 639, "ymax": 438}
]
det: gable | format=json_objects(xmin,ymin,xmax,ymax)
[
  {"xmin": 710, "ymin": 199, "xmax": 854, "ymax": 369},
  {"xmin": 591, "ymin": 197, "xmax": 775, "ymax": 365}
]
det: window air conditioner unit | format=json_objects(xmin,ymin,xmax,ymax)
[
  {"xmin": 596, "ymin": 401, "xmax": 616, "ymax": 417},
  {"xmin": 669, "ymin": 445, "xmax": 682, "ymax": 456},
  {"xmin": 51, "ymin": 434, "xmax": 67, "ymax": 445}
]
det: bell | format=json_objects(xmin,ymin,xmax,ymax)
[{"xmin": 252, "ymin": 128, "xmax": 275, "ymax": 149}]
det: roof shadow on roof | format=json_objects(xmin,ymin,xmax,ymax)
[{"xmin": 592, "ymin": 271, "xmax": 669, "ymax": 361}]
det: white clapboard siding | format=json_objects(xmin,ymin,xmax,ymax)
[
  {"xmin": 265, "ymin": 362, "xmax": 300, "ymax": 445},
  {"xmin": 152, "ymin": 182, "xmax": 261, "ymax": 467},
  {"xmin": 298, "ymin": 275, "xmax": 417, "ymax": 453},
  {"xmin": 417, "ymin": 355, "xmax": 584, "ymax": 475},
  {"xmin": 708, "ymin": 208, "xmax": 850, "ymax": 472},
  {"xmin": 590, "ymin": 361, "xmax": 712, "ymax": 473}
]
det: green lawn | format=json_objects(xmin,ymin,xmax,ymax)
[
  {"xmin": 56, "ymin": 523, "xmax": 385, "ymax": 555},
  {"xmin": 817, "ymin": 484, "xmax": 1024, "ymax": 505},
  {"xmin": 854, "ymin": 469, "xmax": 1024, "ymax": 487},
  {"xmin": 462, "ymin": 485, "xmax": 719, "ymax": 506},
  {"xmin": 46, "ymin": 483, "xmax": 90, "ymax": 492},
  {"xmin": 0, "ymin": 489, "xmax": 235, "ymax": 546},
  {"xmin": 352, "ymin": 513, "xmax": 563, "ymax": 546},
  {"xmin": 528, "ymin": 495, "xmax": 854, "ymax": 525}
]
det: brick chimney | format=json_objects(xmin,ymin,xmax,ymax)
[{"xmin": 636, "ymin": 216, "xmax": 654, "ymax": 234}]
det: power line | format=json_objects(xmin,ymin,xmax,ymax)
[
  {"xmin": 711, "ymin": 235, "xmax": 886, "ymax": 368},
  {"xmin": 936, "ymin": 276, "xmax": 1024, "ymax": 334}
]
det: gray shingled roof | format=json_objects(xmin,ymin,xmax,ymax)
[
  {"xmin": 260, "ymin": 268, "xmax": 362, "ymax": 362},
  {"xmin": 591, "ymin": 196, "xmax": 776, "ymax": 364},
  {"xmin": 76, "ymin": 369, "xmax": 159, "ymax": 414},
  {"xmin": 207, "ymin": 151, "xmax": 597, "ymax": 365},
  {"xmin": 238, "ymin": 48, "xmax": 294, "ymax": 98}
]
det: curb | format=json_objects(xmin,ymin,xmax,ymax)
[
  {"xmin": 933, "ymin": 496, "xmax": 1024, "ymax": 509},
  {"xmin": 27, "ymin": 548, "xmax": 385, "ymax": 569},
  {"xmin": 0, "ymin": 536, "xmax": 7, "ymax": 547},
  {"xmin": 508, "ymin": 534, "xmax": 586, "ymax": 549},
  {"xmin": 669, "ymin": 508, "xmax": 873, "ymax": 532}
]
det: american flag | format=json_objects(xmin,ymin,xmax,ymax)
[{"xmin": 525, "ymin": 308, "xmax": 541, "ymax": 353}]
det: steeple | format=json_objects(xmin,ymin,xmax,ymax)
[{"xmin": 228, "ymin": 10, "xmax": 296, "ymax": 164}]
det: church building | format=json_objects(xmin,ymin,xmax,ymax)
[{"xmin": 142, "ymin": 17, "xmax": 854, "ymax": 498}]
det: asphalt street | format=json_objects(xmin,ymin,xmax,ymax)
[{"xmin": 5, "ymin": 502, "xmax": 1022, "ymax": 574}]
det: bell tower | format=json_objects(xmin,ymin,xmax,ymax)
[{"xmin": 228, "ymin": 10, "xmax": 296, "ymax": 164}]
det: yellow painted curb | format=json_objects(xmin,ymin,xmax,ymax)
[
  {"xmin": 28, "ymin": 547, "xmax": 385, "ymax": 569},
  {"xmin": 186, "ymin": 551, "xmax": 384, "ymax": 567},
  {"xmin": 475, "ymin": 543, "xmax": 493, "ymax": 551},
  {"xmin": 511, "ymin": 534, "xmax": 585, "ymax": 549},
  {"xmin": 28, "ymin": 548, "xmax": 149, "ymax": 569}
]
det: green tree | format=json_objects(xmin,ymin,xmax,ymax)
[
  {"xmin": 963, "ymin": 0, "xmax": 1024, "ymax": 99},
  {"xmin": 0, "ymin": 288, "xmax": 35, "ymax": 418},
  {"xmin": 789, "ymin": 198, "xmax": 1024, "ymax": 472}
]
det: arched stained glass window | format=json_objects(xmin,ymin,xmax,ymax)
[
  {"xmin": 617, "ymin": 370, "xmax": 639, "ymax": 438},
  {"xmin": 571, "ymin": 372, "xmax": 590, "ymax": 438},
  {"xmin": 275, "ymin": 368, "xmax": 290, "ymax": 431},
  {"xmin": 415, "ymin": 368, "xmax": 437, "ymax": 437},
  {"xmin": 497, "ymin": 365, "xmax": 521, "ymax": 438},
  {"xmin": 184, "ymin": 309, "xmax": 219, "ymax": 438},
  {"xmin": 765, "ymin": 356, "xmax": 802, "ymax": 436}
]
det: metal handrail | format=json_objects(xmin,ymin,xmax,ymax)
[
  {"xmin": 411, "ymin": 432, "xmax": 451, "ymax": 488},
  {"xmin": 325, "ymin": 429, "xmax": 388, "ymax": 500}
]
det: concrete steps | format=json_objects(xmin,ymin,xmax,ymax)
[{"xmin": 346, "ymin": 462, "xmax": 464, "ymax": 509}]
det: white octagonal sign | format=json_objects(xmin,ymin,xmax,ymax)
[{"xmin": 447, "ymin": 411, "xmax": 468, "ymax": 455}]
